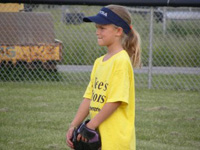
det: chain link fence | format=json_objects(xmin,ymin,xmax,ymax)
[{"xmin": 0, "ymin": 4, "xmax": 200, "ymax": 90}]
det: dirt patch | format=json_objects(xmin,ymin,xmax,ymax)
[
  {"xmin": 170, "ymin": 131, "xmax": 181, "ymax": 136},
  {"xmin": 185, "ymin": 117, "xmax": 197, "ymax": 121},
  {"xmin": 145, "ymin": 106, "xmax": 169, "ymax": 111},
  {"xmin": 0, "ymin": 107, "xmax": 9, "ymax": 112},
  {"xmin": 46, "ymin": 144, "xmax": 59, "ymax": 149}
]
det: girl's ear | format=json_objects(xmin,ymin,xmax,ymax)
[{"xmin": 116, "ymin": 27, "xmax": 123, "ymax": 37}]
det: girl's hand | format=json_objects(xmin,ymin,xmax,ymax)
[
  {"xmin": 86, "ymin": 121, "xmax": 96, "ymax": 130},
  {"xmin": 77, "ymin": 133, "xmax": 88, "ymax": 143},
  {"xmin": 77, "ymin": 121, "xmax": 96, "ymax": 143},
  {"xmin": 66, "ymin": 126, "xmax": 75, "ymax": 149}
]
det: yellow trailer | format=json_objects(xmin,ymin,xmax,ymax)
[
  {"xmin": 0, "ymin": 12, "xmax": 62, "ymax": 71},
  {"xmin": 0, "ymin": 3, "xmax": 24, "ymax": 12},
  {"xmin": 0, "ymin": 40, "xmax": 62, "ymax": 70}
]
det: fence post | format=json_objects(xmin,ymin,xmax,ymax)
[
  {"xmin": 163, "ymin": 7, "xmax": 167, "ymax": 34},
  {"xmin": 148, "ymin": 7, "xmax": 154, "ymax": 89}
]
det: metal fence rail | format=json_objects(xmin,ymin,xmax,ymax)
[{"xmin": 0, "ymin": 4, "xmax": 200, "ymax": 91}]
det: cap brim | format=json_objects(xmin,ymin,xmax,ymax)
[{"xmin": 83, "ymin": 14, "xmax": 111, "ymax": 24}]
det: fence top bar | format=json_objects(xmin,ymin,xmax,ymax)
[{"xmin": 1, "ymin": 0, "xmax": 200, "ymax": 7}]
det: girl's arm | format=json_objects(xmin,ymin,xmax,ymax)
[
  {"xmin": 86, "ymin": 101, "xmax": 121, "ymax": 130},
  {"xmin": 70, "ymin": 98, "xmax": 91, "ymax": 128},
  {"xmin": 66, "ymin": 98, "xmax": 90, "ymax": 148}
]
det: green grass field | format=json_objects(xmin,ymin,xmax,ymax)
[{"xmin": 0, "ymin": 82, "xmax": 200, "ymax": 150}]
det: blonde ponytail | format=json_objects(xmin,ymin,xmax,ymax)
[
  {"xmin": 122, "ymin": 28, "xmax": 141, "ymax": 68},
  {"xmin": 106, "ymin": 5, "xmax": 141, "ymax": 68}
]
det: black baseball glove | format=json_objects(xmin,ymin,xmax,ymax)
[{"xmin": 72, "ymin": 119, "xmax": 101, "ymax": 150}]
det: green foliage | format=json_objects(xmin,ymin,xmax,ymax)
[
  {"xmin": 134, "ymin": 74, "xmax": 200, "ymax": 91},
  {"xmin": 168, "ymin": 20, "xmax": 200, "ymax": 37},
  {"xmin": 57, "ymin": 21, "xmax": 200, "ymax": 67},
  {"xmin": 141, "ymin": 20, "xmax": 200, "ymax": 67},
  {"xmin": 23, "ymin": 6, "xmax": 200, "ymax": 67},
  {"xmin": 32, "ymin": 6, "xmax": 200, "ymax": 67}
]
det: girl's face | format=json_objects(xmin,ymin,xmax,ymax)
[{"xmin": 95, "ymin": 24, "xmax": 121, "ymax": 47}]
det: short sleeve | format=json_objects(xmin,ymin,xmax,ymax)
[
  {"xmin": 83, "ymin": 59, "xmax": 98, "ymax": 99},
  {"xmin": 106, "ymin": 61, "xmax": 131, "ymax": 104}
]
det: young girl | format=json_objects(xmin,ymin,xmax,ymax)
[{"xmin": 66, "ymin": 5, "xmax": 141, "ymax": 150}]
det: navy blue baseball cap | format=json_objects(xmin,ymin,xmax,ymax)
[{"xmin": 83, "ymin": 7, "xmax": 131, "ymax": 35}]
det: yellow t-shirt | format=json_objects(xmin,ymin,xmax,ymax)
[{"xmin": 84, "ymin": 50, "xmax": 136, "ymax": 150}]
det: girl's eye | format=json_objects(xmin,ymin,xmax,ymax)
[
  {"xmin": 95, "ymin": 25, "xmax": 105, "ymax": 30},
  {"xmin": 100, "ymin": 26, "xmax": 105, "ymax": 30}
]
